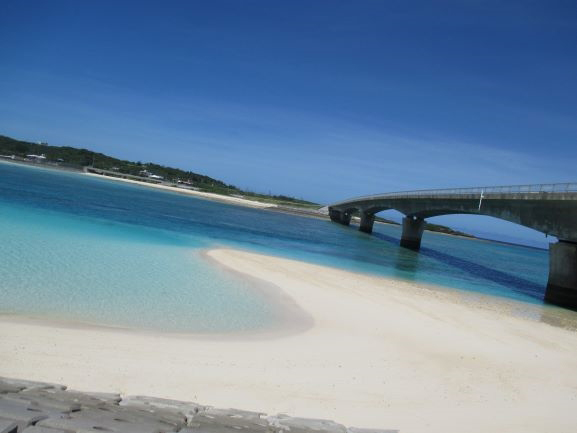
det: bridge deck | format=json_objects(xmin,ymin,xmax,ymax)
[{"xmin": 330, "ymin": 182, "xmax": 577, "ymax": 207}]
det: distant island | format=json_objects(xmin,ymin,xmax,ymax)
[{"xmin": 0, "ymin": 133, "xmax": 473, "ymax": 238}]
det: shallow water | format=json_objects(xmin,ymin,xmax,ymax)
[{"xmin": 0, "ymin": 162, "xmax": 552, "ymax": 332}]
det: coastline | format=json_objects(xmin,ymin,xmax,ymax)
[
  {"xmin": 0, "ymin": 158, "xmax": 278, "ymax": 209},
  {"xmin": 83, "ymin": 171, "xmax": 278, "ymax": 209},
  {"xmin": 2, "ymin": 248, "xmax": 577, "ymax": 432}
]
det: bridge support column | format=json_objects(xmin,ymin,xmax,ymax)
[
  {"xmin": 400, "ymin": 216, "xmax": 425, "ymax": 250},
  {"xmin": 329, "ymin": 209, "xmax": 351, "ymax": 226},
  {"xmin": 545, "ymin": 241, "xmax": 577, "ymax": 310},
  {"xmin": 359, "ymin": 212, "xmax": 375, "ymax": 234},
  {"xmin": 329, "ymin": 208, "xmax": 341, "ymax": 223}
]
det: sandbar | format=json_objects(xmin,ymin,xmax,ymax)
[{"xmin": 1, "ymin": 248, "xmax": 577, "ymax": 433}]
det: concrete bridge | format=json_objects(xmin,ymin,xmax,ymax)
[{"xmin": 328, "ymin": 183, "xmax": 577, "ymax": 310}]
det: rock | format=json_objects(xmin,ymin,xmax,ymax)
[
  {"xmin": 2, "ymin": 393, "xmax": 80, "ymax": 413},
  {"xmin": 38, "ymin": 414, "xmax": 165, "ymax": 433},
  {"xmin": 21, "ymin": 427, "xmax": 69, "ymax": 433},
  {"xmin": 0, "ymin": 382, "xmax": 24, "ymax": 396},
  {"xmin": 71, "ymin": 391, "xmax": 121, "ymax": 404},
  {"xmin": 0, "ymin": 399, "xmax": 49, "ymax": 431},
  {"xmin": 0, "ymin": 377, "xmax": 396, "ymax": 433},
  {"xmin": 347, "ymin": 428, "xmax": 399, "ymax": 433},
  {"xmin": 189, "ymin": 408, "xmax": 269, "ymax": 432},
  {"xmin": 80, "ymin": 405, "xmax": 185, "ymax": 429},
  {"xmin": 20, "ymin": 389, "xmax": 109, "ymax": 409},
  {"xmin": 268, "ymin": 414, "xmax": 347, "ymax": 433},
  {"xmin": 0, "ymin": 418, "xmax": 18, "ymax": 433},
  {"xmin": 120, "ymin": 396, "xmax": 205, "ymax": 424},
  {"xmin": 0, "ymin": 379, "xmax": 65, "ymax": 392}
]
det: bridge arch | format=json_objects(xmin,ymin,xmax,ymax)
[{"xmin": 328, "ymin": 183, "xmax": 577, "ymax": 310}]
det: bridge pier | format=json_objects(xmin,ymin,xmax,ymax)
[
  {"xmin": 329, "ymin": 208, "xmax": 352, "ymax": 226},
  {"xmin": 359, "ymin": 212, "xmax": 375, "ymax": 234},
  {"xmin": 545, "ymin": 240, "xmax": 577, "ymax": 310},
  {"xmin": 400, "ymin": 216, "xmax": 425, "ymax": 250}
]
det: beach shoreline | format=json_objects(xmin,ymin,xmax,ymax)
[
  {"xmin": 2, "ymin": 248, "xmax": 577, "ymax": 432},
  {"xmin": 0, "ymin": 158, "xmax": 280, "ymax": 209},
  {"xmin": 83, "ymin": 171, "xmax": 279, "ymax": 209}
]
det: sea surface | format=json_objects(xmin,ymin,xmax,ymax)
[{"xmin": 0, "ymin": 162, "xmax": 552, "ymax": 332}]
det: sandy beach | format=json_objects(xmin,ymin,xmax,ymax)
[
  {"xmin": 84, "ymin": 171, "xmax": 278, "ymax": 209},
  {"xmin": 2, "ymin": 248, "xmax": 577, "ymax": 433},
  {"xmin": 0, "ymin": 159, "xmax": 280, "ymax": 209}
]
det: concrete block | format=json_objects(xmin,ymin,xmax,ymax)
[
  {"xmin": 0, "ymin": 382, "xmax": 24, "ymax": 395},
  {"xmin": 347, "ymin": 428, "xmax": 399, "ymax": 433},
  {"xmin": 80, "ymin": 405, "xmax": 185, "ymax": 429},
  {"xmin": 73, "ymin": 391, "xmax": 121, "ymax": 404},
  {"xmin": 121, "ymin": 395, "xmax": 205, "ymax": 414},
  {"xmin": 38, "ymin": 415, "xmax": 164, "ymax": 433},
  {"xmin": 268, "ymin": 414, "xmax": 347, "ymax": 433},
  {"xmin": 121, "ymin": 396, "xmax": 205, "ymax": 424},
  {"xmin": 38, "ymin": 404, "xmax": 184, "ymax": 433},
  {"xmin": 163, "ymin": 430, "xmax": 203, "ymax": 433},
  {"xmin": 20, "ymin": 389, "xmax": 108, "ymax": 409},
  {"xmin": 203, "ymin": 408, "xmax": 264, "ymax": 418},
  {"xmin": 0, "ymin": 419, "xmax": 17, "ymax": 433},
  {"xmin": 0, "ymin": 400, "xmax": 48, "ymax": 431},
  {"xmin": 2, "ymin": 393, "xmax": 79, "ymax": 413},
  {"xmin": 190, "ymin": 408, "xmax": 269, "ymax": 432},
  {"xmin": 21, "ymin": 427, "xmax": 69, "ymax": 433},
  {"xmin": 185, "ymin": 426, "xmax": 264, "ymax": 433},
  {"xmin": 0, "ymin": 379, "xmax": 65, "ymax": 392}
]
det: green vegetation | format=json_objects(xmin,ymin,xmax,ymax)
[
  {"xmin": 374, "ymin": 215, "xmax": 399, "ymax": 225},
  {"xmin": 423, "ymin": 222, "xmax": 474, "ymax": 238},
  {"xmin": 0, "ymin": 134, "xmax": 319, "ymax": 207}
]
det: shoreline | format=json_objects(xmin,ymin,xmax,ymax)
[
  {"xmin": 0, "ymin": 158, "xmax": 278, "ymax": 209},
  {"xmin": 2, "ymin": 248, "xmax": 577, "ymax": 432},
  {"xmin": 83, "ymin": 171, "xmax": 279, "ymax": 209},
  {"xmin": 0, "ymin": 249, "xmax": 314, "ymax": 341}
]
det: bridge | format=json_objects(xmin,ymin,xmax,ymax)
[{"xmin": 328, "ymin": 183, "xmax": 577, "ymax": 310}]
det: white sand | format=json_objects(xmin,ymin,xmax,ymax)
[
  {"xmin": 84, "ymin": 172, "xmax": 277, "ymax": 208},
  {"xmin": 2, "ymin": 249, "xmax": 577, "ymax": 433}
]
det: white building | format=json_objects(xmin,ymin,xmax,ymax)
[{"xmin": 26, "ymin": 154, "xmax": 47, "ymax": 161}]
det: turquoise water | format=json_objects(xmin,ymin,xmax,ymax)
[{"xmin": 0, "ymin": 162, "xmax": 550, "ymax": 332}]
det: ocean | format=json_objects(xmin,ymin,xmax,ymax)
[{"xmin": 0, "ymin": 162, "xmax": 550, "ymax": 332}]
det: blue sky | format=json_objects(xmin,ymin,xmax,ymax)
[{"xmin": 1, "ymin": 1, "xmax": 576, "ymax": 246}]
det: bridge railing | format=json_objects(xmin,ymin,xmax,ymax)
[{"xmin": 333, "ymin": 182, "xmax": 577, "ymax": 204}]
